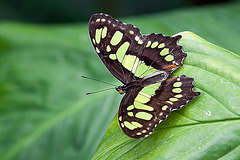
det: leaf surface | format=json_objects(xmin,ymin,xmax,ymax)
[{"xmin": 0, "ymin": 2, "xmax": 240, "ymax": 160}]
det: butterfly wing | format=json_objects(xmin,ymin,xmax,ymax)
[
  {"xmin": 88, "ymin": 13, "xmax": 186, "ymax": 84},
  {"xmin": 118, "ymin": 75, "xmax": 200, "ymax": 139}
]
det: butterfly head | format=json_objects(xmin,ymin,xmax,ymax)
[{"xmin": 116, "ymin": 85, "xmax": 126, "ymax": 94}]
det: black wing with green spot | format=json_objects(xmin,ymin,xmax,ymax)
[
  {"xmin": 88, "ymin": 13, "xmax": 186, "ymax": 85},
  {"xmin": 118, "ymin": 75, "xmax": 200, "ymax": 139}
]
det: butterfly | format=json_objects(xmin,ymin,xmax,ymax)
[{"xmin": 88, "ymin": 13, "xmax": 200, "ymax": 139}]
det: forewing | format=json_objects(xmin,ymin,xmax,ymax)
[
  {"xmin": 118, "ymin": 75, "xmax": 200, "ymax": 139},
  {"xmin": 88, "ymin": 13, "xmax": 186, "ymax": 84},
  {"xmin": 89, "ymin": 13, "xmax": 145, "ymax": 84}
]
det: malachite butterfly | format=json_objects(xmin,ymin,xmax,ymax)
[{"xmin": 88, "ymin": 13, "xmax": 200, "ymax": 139}]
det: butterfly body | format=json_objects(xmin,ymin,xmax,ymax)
[
  {"xmin": 116, "ymin": 69, "xmax": 168, "ymax": 94},
  {"xmin": 89, "ymin": 13, "xmax": 200, "ymax": 139}
]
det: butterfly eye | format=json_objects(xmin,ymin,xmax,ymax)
[
  {"xmin": 118, "ymin": 90, "xmax": 124, "ymax": 94},
  {"xmin": 116, "ymin": 86, "xmax": 125, "ymax": 94}
]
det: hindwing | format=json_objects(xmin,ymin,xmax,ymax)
[
  {"xmin": 118, "ymin": 75, "xmax": 200, "ymax": 139},
  {"xmin": 88, "ymin": 13, "xmax": 186, "ymax": 84}
]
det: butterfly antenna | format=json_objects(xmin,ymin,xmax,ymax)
[
  {"xmin": 81, "ymin": 76, "xmax": 117, "ymax": 87},
  {"xmin": 86, "ymin": 87, "xmax": 116, "ymax": 95}
]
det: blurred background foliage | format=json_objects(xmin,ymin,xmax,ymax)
[
  {"xmin": 0, "ymin": 0, "xmax": 240, "ymax": 160},
  {"xmin": 0, "ymin": 0, "xmax": 238, "ymax": 23}
]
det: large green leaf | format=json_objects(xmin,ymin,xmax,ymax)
[
  {"xmin": 0, "ymin": 2, "xmax": 240, "ymax": 160},
  {"xmin": 92, "ymin": 31, "xmax": 240, "ymax": 159}
]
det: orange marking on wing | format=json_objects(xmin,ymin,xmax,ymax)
[
  {"xmin": 165, "ymin": 76, "xmax": 177, "ymax": 83},
  {"xmin": 162, "ymin": 64, "xmax": 178, "ymax": 70}
]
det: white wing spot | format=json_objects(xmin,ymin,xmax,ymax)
[
  {"xmin": 95, "ymin": 47, "xmax": 100, "ymax": 53},
  {"xmin": 119, "ymin": 116, "xmax": 122, "ymax": 121},
  {"xmin": 173, "ymin": 61, "xmax": 179, "ymax": 65},
  {"xmin": 92, "ymin": 38, "xmax": 96, "ymax": 44},
  {"xmin": 129, "ymin": 30, "xmax": 134, "ymax": 35},
  {"xmin": 138, "ymin": 39, "xmax": 143, "ymax": 44},
  {"xmin": 96, "ymin": 18, "xmax": 100, "ymax": 22},
  {"xmin": 119, "ymin": 25, "xmax": 126, "ymax": 30},
  {"xmin": 101, "ymin": 18, "xmax": 106, "ymax": 22},
  {"xmin": 135, "ymin": 36, "xmax": 140, "ymax": 42}
]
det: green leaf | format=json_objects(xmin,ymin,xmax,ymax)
[
  {"xmin": 92, "ymin": 32, "xmax": 240, "ymax": 159},
  {"xmin": 1, "ymin": 2, "xmax": 240, "ymax": 160}
]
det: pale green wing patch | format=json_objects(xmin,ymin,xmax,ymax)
[
  {"xmin": 116, "ymin": 42, "xmax": 130, "ymax": 62},
  {"xmin": 110, "ymin": 31, "xmax": 123, "ymax": 46}
]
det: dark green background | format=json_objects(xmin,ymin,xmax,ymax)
[{"xmin": 0, "ymin": 0, "xmax": 236, "ymax": 23}]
